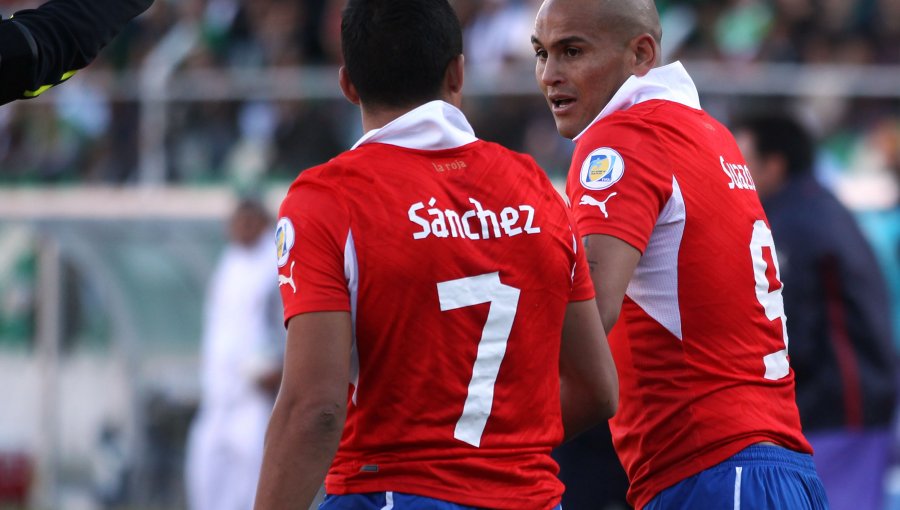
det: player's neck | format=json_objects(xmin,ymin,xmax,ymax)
[
  {"xmin": 359, "ymin": 95, "xmax": 458, "ymax": 133},
  {"xmin": 359, "ymin": 104, "xmax": 419, "ymax": 133}
]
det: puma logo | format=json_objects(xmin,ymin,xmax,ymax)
[
  {"xmin": 579, "ymin": 193, "xmax": 618, "ymax": 218},
  {"xmin": 278, "ymin": 261, "xmax": 296, "ymax": 293}
]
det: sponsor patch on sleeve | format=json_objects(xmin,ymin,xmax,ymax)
[
  {"xmin": 275, "ymin": 217, "xmax": 295, "ymax": 268},
  {"xmin": 579, "ymin": 147, "xmax": 625, "ymax": 191}
]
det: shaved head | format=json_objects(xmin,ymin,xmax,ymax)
[
  {"xmin": 533, "ymin": 0, "xmax": 663, "ymax": 137},
  {"xmin": 539, "ymin": 0, "xmax": 661, "ymax": 50},
  {"xmin": 607, "ymin": 0, "xmax": 662, "ymax": 44}
]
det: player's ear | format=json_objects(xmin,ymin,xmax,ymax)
[
  {"xmin": 442, "ymin": 54, "xmax": 465, "ymax": 107},
  {"xmin": 339, "ymin": 66, "xmax": 361, "ymax": 106},
  {"xmin": 629, "ymin": 33, "xmax": 659, "ymax": 77}
]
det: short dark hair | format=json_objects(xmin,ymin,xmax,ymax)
[
  {"xmin": 734, "ymin": 114, "xmax": 815, "ymax": 176},
  {"xmin": 341, "ymin": 0, "xmax": 463, "ymax": 109}
]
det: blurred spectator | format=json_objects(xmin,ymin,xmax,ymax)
[
  {"xmin": 462, "ymin": 0, "xmax": 536, "ymax": 75},
  {"xmin": 184, "ymin": 198, "xmax": 284, "ymax": 510},
  {"xmin": 734, "ymin": 112, "xmax": 898, "ymax": 510}
]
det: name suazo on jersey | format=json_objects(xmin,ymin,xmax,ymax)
[{"xmin": 408, "ymin": 196, "xmax": 541, "ymax": 240}]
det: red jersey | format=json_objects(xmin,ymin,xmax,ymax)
[
  {"xmin": 277, "ymin": 101, "xmax": 594, "ymax": 510},
  {"xmin": 565, "ymin": 63, "xmax": 812, "ymax": 509}
]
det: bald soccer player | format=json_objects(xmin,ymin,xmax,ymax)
[{"xmin": 531, "ymin": 1, "xmax": 829, "ymax": 508}]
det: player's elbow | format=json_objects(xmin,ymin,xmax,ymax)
[
  {"xmin": 560, "ymin": 298, "xmax": 619, "ymax": 428},
  {"xmin": 308, "ymin": 405, "xmax": 345, "ymax": 437},
  {"xmin": 268, "ymin": 393, "xmax": 347, "ymax": 447},
  {"xmin": 560, "ymin": 367, "xmax": 618, "ymax": 435},
  {"xmin": 591, "ymin": 370, "xmax": 618, "ymax": 420},
  {"xmin": 599, "ymin": 303, "xmax": 621, "ymax": 336},
  {"xmin": 600, "ymin": 377, "xmax": 618, "ymax": 419},
  {"xmin": 295, "ymin": 401, "xmax": 346, "ymax": 440},
  {"xmin": 586, "ymin": 350, "xmax": 619, "ymax": 420}
]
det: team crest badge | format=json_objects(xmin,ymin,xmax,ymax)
[
  {"xmin": 580, "ymin": 147, "xmax": 625, "ymax": 191},
  {"xmin": 275, "ymin": 217, "xmax": 295, "ymax": 268}
]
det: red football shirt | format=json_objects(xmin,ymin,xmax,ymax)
[
  {"xmin": 277, "ymin": 101, "xmax": 594, "ymax": 510},
  {"xmin": 566, "ymin": 64, "xmax": 812, "ymax": 509}
]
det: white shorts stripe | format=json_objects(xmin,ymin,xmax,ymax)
[
  {"xmin": 734, "ymin": 466, "xmax": 743, "ymax": 510},
  {"xmin": 380, "ymin": 491, "xmax": 394, "ymax": 510}
]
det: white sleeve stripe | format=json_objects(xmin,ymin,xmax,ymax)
[
  {"xmin": 344, "ymin": 229, "xmax": 360, "ymax": 405},
  {"xmin": 625, "ymin": 176, "xmax": 686, "ymax": 340}
]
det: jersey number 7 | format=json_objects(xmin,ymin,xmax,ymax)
[{"xmin": 437, "ymin": 272, "xmax": 521, "ymax": 448}]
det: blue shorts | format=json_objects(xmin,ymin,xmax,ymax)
[
  {"xmin": 319, "ymin": 491, "xmax": 562, "ymax": 510},
  {"xmin": 645, "ymin": 444, "xmax": 829, "ymax": 510}
]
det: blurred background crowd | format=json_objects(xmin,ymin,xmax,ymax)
[
  {"xmin": 0, "ymin": 0, "xmax": 897, "ymax": 191},
  {"xmin": 0, "ymin": 0, "xmax": 898, "ymax": 509}
]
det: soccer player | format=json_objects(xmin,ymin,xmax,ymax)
[
  {"xmin": 254, "ymin": 1, "xmax": 618, "ymax": 509},
  {"xmin": 531, "ymin": 0, "xmax": 829, "ymax": 508},
  {"xmin": 0, "ymin": 0, "xmax": 153, "ymax": 105}
]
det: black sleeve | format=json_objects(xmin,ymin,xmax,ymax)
[{"xmin": 0, "ymin": 0, "xmax": 154, "ymax": 105}]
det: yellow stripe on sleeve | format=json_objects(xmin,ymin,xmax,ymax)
[{"xmin": 23, "ymin": 70, "xmax": 78, "ymax": 98}]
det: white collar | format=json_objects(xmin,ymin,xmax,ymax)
[
  {"xmin": 574, "ymin": 61, "xmax": 701, "ymax": 141},
  {"xmin": 351, "ymin": 100, "xmax": 478, "ymax": 151}
]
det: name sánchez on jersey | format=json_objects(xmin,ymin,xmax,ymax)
[{"xmin": 408, "ymin": 197, "xmax": 541, "ymax": 240}]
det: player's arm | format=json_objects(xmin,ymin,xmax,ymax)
[
  {"xmin": 583, "ymin": 234, "xmax": 642, "ymax": 334},
  {"xmin": 559, "ymin": 298, "xmax": 618, "ymax": 441},
  {"xmin": 254, "ymin": 311, "xmax": 352, "ymax": 510},
  {"xmin": 0, "ymin": 0, "xmax": 154, "ymax": 105}
]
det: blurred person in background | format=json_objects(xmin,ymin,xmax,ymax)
[
  {"xmin": 253, "ymin": 0, "xmax": 618, "ymax": 508},
  {"xmin": 0, "ymin": 0, "xmax": 154, "ymax": 105},
  {"xmin": 185, "ymin": 198, "xmax": 285, "ymax": 510},
  {"xmin": 734, "ymin": 113, "xmax": 898, "ymax": 510}
]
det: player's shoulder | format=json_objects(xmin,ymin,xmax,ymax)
[
  {"xmin": 477, "ymin": 139, "xmax": 537, "ymax": 164},
  {"xmin": 473, "ymin": 139, "xmax": 572, "ymax": 211},
  {"xmin": 478, "ymin": 139, "xmax": 553, "ymax": 184},
  {"xmin": 280, "ymin": 154, "xmax": 357, "ymax": 215},
  {"xmin": 580, "ymin": 100, "xmax": 703, "ymax": 142},
  {"xmin": 573, "ymin": 100, "xmax": 711, "ymax": 177},
  {"xmin": 577, "ymin": 108, "xmax": 660, "ymax": 153},
  {"xmin": 286, "ymin": 149, "xmax": 364, "ymax": 191}
]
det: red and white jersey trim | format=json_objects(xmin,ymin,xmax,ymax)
[
  {"xmin": 345, "ymin": 229, "xmax": 360, "ymax": 405},
  {"xmin": 625, "ymin": 176, "xmax": 686, "ymax": 341},
  {"xmin": 574, "ymin": 62, "xmax": 702, "ymax": 141},
  {"xmin": 351, "ymin": 100, "xmax": 478, "ymax": 150}
]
